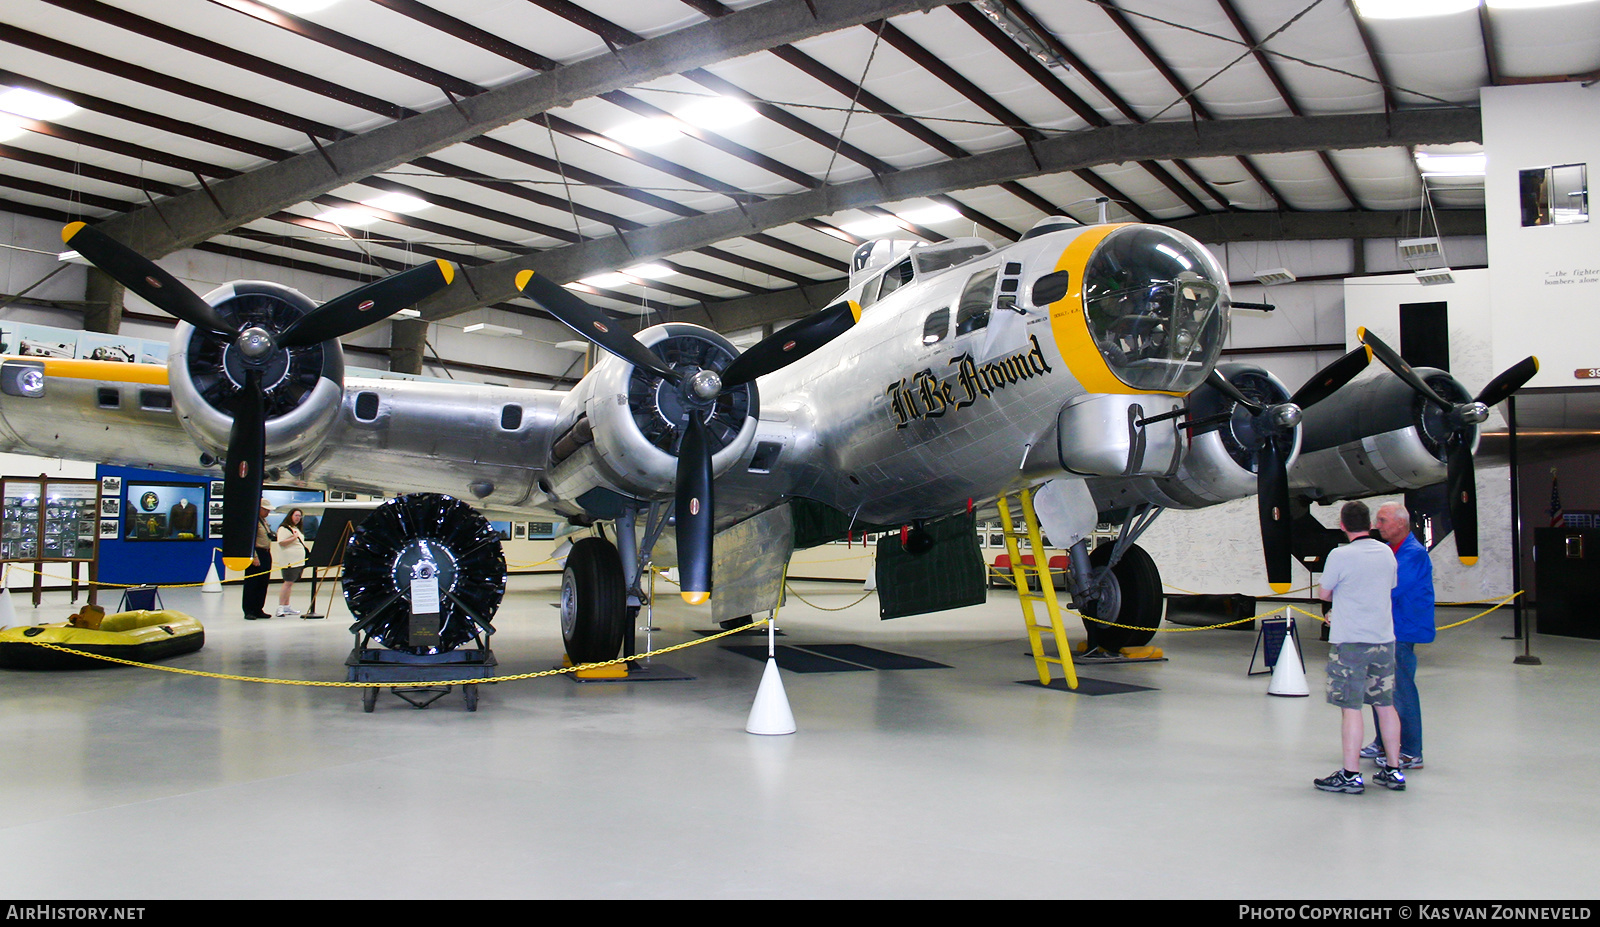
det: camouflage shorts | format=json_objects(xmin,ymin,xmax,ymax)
[{"xmin": 1325, "ymin": 642, "xmax": 1396, "ymax": 710}]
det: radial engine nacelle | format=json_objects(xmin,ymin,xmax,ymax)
[
  {"xmin": 1289, "ymin": 365, "xmax": 1474, "ymax": 501},
  {"xmin": 541, "ymin": 322, "xmax": 760, "ymax": 515},
  {"xmin": 167, "ymin": 281, "xmax": 346, "ymax": 467},
  {"xmin": 1089, "ymin": 362, "xmax": 1301, "ymax": 512}
]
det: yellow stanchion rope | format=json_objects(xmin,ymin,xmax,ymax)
[{"xmin": 23, "ymin": 617, "xmax": 772, "ymax": 686}]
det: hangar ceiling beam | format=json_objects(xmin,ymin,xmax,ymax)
[
  {"xmin": 83, "ymin": 0, "xmax": 964, "ymax": 257},
  {"xmin": 412, "ymin": 107, "xmax": 1483, "ymax": 320}
]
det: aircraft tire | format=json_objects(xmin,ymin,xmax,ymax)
[
  {"xmin": 561, "ymin": 536, "xmax": 628, "ymax": 665},
  {"xmin": 1081, "ymin": 542, "xmax": 1163, "ymax": 652}
]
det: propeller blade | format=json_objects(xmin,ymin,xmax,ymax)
[
  {"xmin": 516, "ymin": 270, "xmax": 681, "ymax": 383},
  {"xmin": 1447, "ymin": 435, "xmax": 1478, "ymax": 565},
  {"xmin": 1476, "ymin": 355, "xmax": 1540, "ymax": 408},
  {"xmin": 1290, "ymin": 344, "xmax": 1372, "ymax": 409},
  {"xmin": 279, "ymin": 259, "xmax": 455, "ymax": 348},
  {"xmin": 1257, "ymin": 434, "xmax": 1293, "ymax": 594},
  {"xmin": 220, "ymin": 369, "xmax": 266, "ymax": 572},
  {"xmin": 62, "ymin": 222, "xmax": 236, "ymax": 337},
  {"xmin": 674, "ymin": 416, "xmax": 714, "ymax": 606},
  {"xmin": 1357, "ymin": 327, "xmax": 1452, "ymax": 411},
  {"xmin": 1205, "ymin": 369, "xmax": 1263, "ymax": 413},
  {"xmin": 721, "ymin": 299, "xmax": 861, "ymax": 387}
]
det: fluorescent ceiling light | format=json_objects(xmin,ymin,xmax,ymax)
[
  {"xmin": 842, "ymin": 216, "xmax": 903, "ymax": 237},
  {"xmin": 1353, "ymin": 0, "xmax": 1479, "ymax": 17},
  {"xmin": 314, "ymin": 207, "xmax": 378, "ymax": 228},
  {"xmin": 1399, "ymin": 237, "xmax": 1443, "ymax": 260},
  {"xmin": 1415, "ymin": 152, "xmax": 1485, "ymax": 175},
  {"xmin": 0, "ymin": 118, "xmax": 23, "ymax": 142},
  {"xmin": 624, "ymin": 263, "xmax": 674, "ymax": 279},
  {"xmin": 393, "ymin": 308, "xmax": 421, "ymax": 319},
  {"xmin": 554, "ymin": 340, "xmax": 591, "ymax": 353},
  {"xmin": 900, "ymin": 204, "xmax": 962, "ymax": 225},
  {"xmin": 579, "ymin": 272, "xmax": 633, "ymax": 288},
  {"xmin": 259, "ymin": 0, "xmax": 340, "ymax": 13},
  {"xmin": 0, "ymin": 87, "xmax": 78, "ymax": 121},
  {"xmin": 464, "ymin": 322, "xmax": 522, "ymax": 337},
  {"xmin": 362, "ymin": 192, "xmax": 428, "ymax": 213},
  {"xmin": 1488, "ymin": 0, "xmax": 1597, "ymax": 8},
  {"xmin": 677, "ymin": 97, "xmax": 758, "ymax": 130},
  {"xmin": 57, "ymin": 250, "xmax": 89, "ymax": 265},
  {"xmin": 1254, "ymin": 268, "xmax": 1296, "ymax": 286},
  {"xmin": 1416, "ymin": 268, "xmax": 1456, "ymax": 286},
  {"xmin": 606, "ymin": 118, "xmax": 682, "ymax": 148}
]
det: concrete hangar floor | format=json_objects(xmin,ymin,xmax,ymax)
[{"xmin": 1, "ymin": 574, "xmax": 1596, "ymax": 900}]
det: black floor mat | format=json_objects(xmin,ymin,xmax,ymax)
[
  {"xmin": 798, "ymin": 644, "xmax": 949, "ymax": 670},
  {"xmin": 723, "ymin": 644, "xmax": 870, "ymax": 673},
  {"xmin": 1018, "ymin": 676, "xmax": 1157, "ymax": 695}
]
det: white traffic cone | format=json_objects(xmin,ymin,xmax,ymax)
[
  {"xmin": 746, "ymin": 657, "xmax": 796, "ymax": 735},
  {"xmin": 201, "ymin": 550, "xmax": 223, "ymax": 594},
  {"xmin": 1268, "ymin": 623, "xmax": 1309, "ymax": 698},
  {"xmin": 0, "ymin": 585, "xmax": 16, "ymax": 629}
]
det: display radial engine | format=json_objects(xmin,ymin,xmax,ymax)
[{"xmin": 0, "ymin": 217, "xmax": 1538, "ymax": 668}]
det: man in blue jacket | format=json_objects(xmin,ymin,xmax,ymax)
[{"xmin": 1362, "ymin": 501, "xmax": 1435, "ymax": 770}]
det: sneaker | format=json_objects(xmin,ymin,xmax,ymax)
[
  {"xmin": 277, "ymin": 606, "xmax": 300, "ymax": 617},
  {"xmin": 1315, "ymin": 769, "xmax": 1364, "ymax": 793},
  {"xmin": 1373, "ymin": 767, "xmax": 1407, "ymax": 791},
  {"xmin": 1376, "ymin": 753, "xmax": 1423, "ymax": 770},
  {"xmin": 1359, "ymin": 741, "xmax": 1382, "ymax": 760}
]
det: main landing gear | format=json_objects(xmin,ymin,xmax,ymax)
[
  {"xmin": 1068, "ymin": 504, "xmax": 1165, "ymax": 654},
  {"xmin": 560, "ymin": 536, "xmax": 629, "ymax": 665}
]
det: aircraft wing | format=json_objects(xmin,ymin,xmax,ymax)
[{"xmin": 0, "ymin": 355, "xmax": 569, "ymax": 518}]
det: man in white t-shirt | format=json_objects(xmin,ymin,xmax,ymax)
[{"xmin": 1313, "ymin": 501, "xmax": 1405, "ymax": 794}]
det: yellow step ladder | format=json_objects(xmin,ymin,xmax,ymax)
[{"xmin": 997, "ymin": 488, "xmax": 1078, "ymax": 690}]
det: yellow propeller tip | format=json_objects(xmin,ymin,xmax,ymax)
[
  {"xmin": 435, "ymin": 259, "xmax": 454, "ymax": 285},
  {"xmin": 1459, "ymin": 556, "xmax": 1479, "ymax": 567},
  {"xmin": 1270, "ymin": 582, "xmax": 1292, "ymax": 595},
  {"xmin": 847, "ymin": 299, "xmax": 862, "ymax": 323},
  {"xmin": 514, "ymin": 269, "xmax": 534, "ymax": 291},
  {"xmin": 1363, "ymin": 345, "xmax": 1373, "ymax": 361},
  {"xmin": 223, "ymin": 557, "xmax": 252, "ymax": 572},
  {"xmin": 62, "ymin": 221, "xmax": 85, "ymax": 244},
  {"xmin": 680, "ymin": 591, "xmax": 710, "ymax": 606},
  {"xmin": 1356, "ymin": 326, "xmax": 1368, "ymax": 341},
  {"xmin": 1530, "ymin": 357, "xmax": 1540, "ymax": 373}
]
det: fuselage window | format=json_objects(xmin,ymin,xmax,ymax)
[
  {"xmin": 922, "ymin": 308, "xmax": 950, "ymax": 345},
  {"xmin": 956, "ymin": 267, "xmax": 996, "ymax": 336}
]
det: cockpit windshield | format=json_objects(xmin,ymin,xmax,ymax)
[{"xmin": 1081, "ymin": 226, "xmax": 1229, "ymax": 392}]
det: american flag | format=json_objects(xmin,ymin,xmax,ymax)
[{"xmin": 1550, "ymin": 469, "xmax": 1564, "ymax": 528}]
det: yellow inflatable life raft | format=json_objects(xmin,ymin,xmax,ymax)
[{"xmin": 0, "ymin": 608, "xmax": 204, "ymax": 670}]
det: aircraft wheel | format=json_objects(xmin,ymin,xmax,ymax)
[
  {"xmin": 1080, "ymin": 542, "xmax": 1163, "ymax": 652},
  {"xmin": 561, "ymin": 536, "xmax": 627, "ymax": 664}
]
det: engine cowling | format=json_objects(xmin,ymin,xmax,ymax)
[
  {"xmin": 1290, "ymin": 366, "xmax": 1474, "ymax": 501},
  {"xmin": 167, "ymin": 281, "xmax": 345, "ymax": 467},
  {"xmin": 543, "ymin": 323, "xmax": 759, "ymax": 513},
  {"xmin": 1089, "ymin": 363, "xmax": 1300, "ymax": 512}
]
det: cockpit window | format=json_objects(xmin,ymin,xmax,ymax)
[
  {"xmin": 956, "ymin": 268, "xmax": 995, "ymax": 336},
  {"xmin": 922, "ymin": 308, "xmax": 950, "ymax": 345},
  {"xmin": 875, "ymin": 259, "xmax": 915, "ymax": 303},
  {"xmin": 1081, "ymin": 227, "xmax": 1229, "ymax": 392}
]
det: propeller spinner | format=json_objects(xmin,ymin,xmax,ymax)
[
  {"xmin": 517, "ymin": 269, "xmax": 860, "ymax": 604},
  {"xmin": 62, "ymin": 222, "xmax": 455, "ymax": 571}
]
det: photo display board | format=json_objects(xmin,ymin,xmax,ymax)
[{"xmin": 1, "ymin": 477, "xmax": 100, "ymax": 561}]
